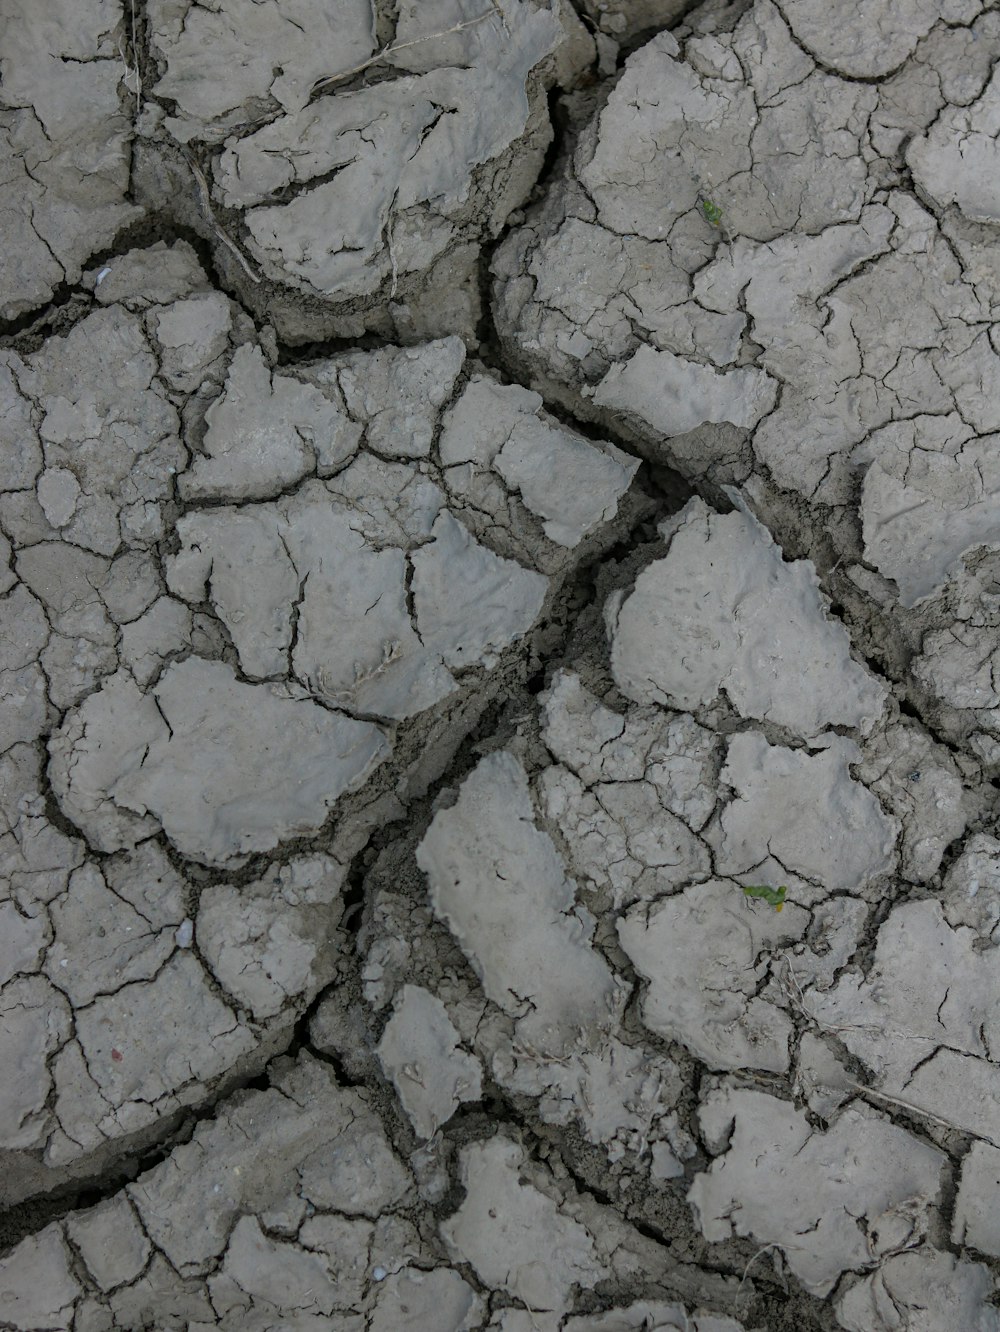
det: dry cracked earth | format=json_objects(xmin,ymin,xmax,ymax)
[{"xmin": 4, "ymin": 0, "xmax": 1000, "ymax": 1328}]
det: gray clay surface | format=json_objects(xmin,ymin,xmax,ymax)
[{"xmin": 2, "ymin": 2, "xmax": 1000, "ymax": 1331}]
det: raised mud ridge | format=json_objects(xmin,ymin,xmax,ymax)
[{"xmin": 2, "ymin": 2, "xmax": 1000, "ymax": 1330}]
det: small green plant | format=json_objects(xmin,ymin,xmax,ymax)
[
  {"xmin": 701, "ymin": 198, "xmax": 724, "ymax": 227},
  {"xmin": 741, "ymin": 883, "xmax": 787, "ymax": 912}
]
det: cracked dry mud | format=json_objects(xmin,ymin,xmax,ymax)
[{"xmin": 3, "ymin": 2, "xmax": 1000, "ymax": 1331}]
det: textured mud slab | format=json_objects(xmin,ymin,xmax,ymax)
[
  {"xmin": 2, "ymin": 1, "xmax": 1000, "ymax": 1330},
  {"xmin": 0, "ymin": 237, "xmax": 643, "ymax": 1206},
  {"xmin": 130, "ymin": 0, "xmax": 597, "ymax": 343},
  {"xmin": 494, "ymin": 0, "xmax": 1000, "ymax": 761},
  {"xmin": 0, "ymin": 0, "xmax": 143, "ymax": 321}
]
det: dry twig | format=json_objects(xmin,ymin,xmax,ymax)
[
  {"xmin": 312, "ymin": 10, "xmax": 497, "ymax": 95},
  {"xmin": 118, "ymin": 0, "xmax": 142, "ymax": 109},
  {"xmin": 385, "ymin": 190, "xmax": 400, "ymax": 298},
  {"xmin": 843, "ymin": 1081, "xmax": 970, "ymax": 1136},
  {"xmin": 183, "ymin": 152, "xmax": 262, "ymax": 285},
  {"xmin": 737, "ymin": 1242, "xmax": 785, "ymax": 1301},
  {"xmin": 489, "ymin": 0, "xmax": 511, "ymax": 35}
]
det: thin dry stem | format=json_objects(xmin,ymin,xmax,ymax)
[
  {"xmin": 312, "ymin": 10, "xmax": 497, "ymax": 94},
  {"xmin": 183, "ymin": 152, "xmax": 262, "ymax": 285},
  {"xmin": 737, "ymin": 1242, "xmax": 783, "ymax": 1301},
  {"xmin": 385, "ymin": 191, "xmax": 400, "ymax": 298},
  {"xmin": 118, "ymin": 0, "xmax": 142, "ymax": 109},
  {"xmin": 489, "ymin": 0, "xmax": 511, "ymax": 35},
  {"xmin": 785, "ymin": 963, "xmax": 976, "ymax": 1138},
  {"xmin": 844, "ymin": 1081, "xmax": 975, "ymax": 1136},
  {"xmin": 130, "ymin": 0, "xmax": 140, "ymax": 94},
  {"xmin": 779, "ymin": 958, "xmax": 930, "ymax": 1044}
]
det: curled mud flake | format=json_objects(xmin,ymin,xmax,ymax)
[
  {"xmin": 619, "ymin": 880, "xmax": 807, "ymax": 1073},
  {"xmin": 609, "ymin": 497, "xmax": 886, "ymax": 738},
  {"xmin": 707, "ymin": 732, "xmax": 899, "ymax": 897},
  {"xmin": 809, "ymin": 899, "xmax": 1000, "ymax": 1143},
  {"xmin": 908, "ymin": 66, "xmax": 1000, "ymax": 223},
  {"xmin": 418, "ymin": 750, "xmax": 624, "ymax": 1056},
  {"xmin": 142, "ymin": 0, "xmax": 576, "ymax": 341},
  {"xmin": 836, "ymin": 1248, "xmax": 1000, "ymax": 1332},
  {"xmin": 49, "ymin": 658, "xmax": 390, "ymax": 864},
  {"xmin": 376, "ymin": 985, "xmax": 483, "ymax": 1139},
  {"xmin": 36, "ymin": 467, "xmax": 81, "ymax": 530},
  {"xmin": 953, "ymin": 1142, "xmax": 1000, "ymax": 1258},
  {"xmin": 0, "ymin": 1225, "xmax": 81, "ymax": 1328},
  {"xmin": 776, "ymin": 0, "xmax": 940, "ymax": 77},
  {"xmin": 0, "ymin": 0, "xmax": 143, "ymax": 319},
  {"xmin": 690, "ymin": 1085, "xmax": 945, "ymax": 1297},
  {"xmin": 441, "ymin": 1137, "xmax": 606, "ymax": 1313},
  {"xmin": 593, "ymin": 347, "xmax": 778, "ymax": 441},
  {"xmin": 860, "ymin": 416, "xmax": 1000, "ymax": 608}
]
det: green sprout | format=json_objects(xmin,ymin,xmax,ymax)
[
  {"xmin": 701, "ymin": 198, "xmax": 724, "ymax": 227},
  {"xmin": 741, "ymin": 883, "xmax": 787, "ymax": 912}
]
